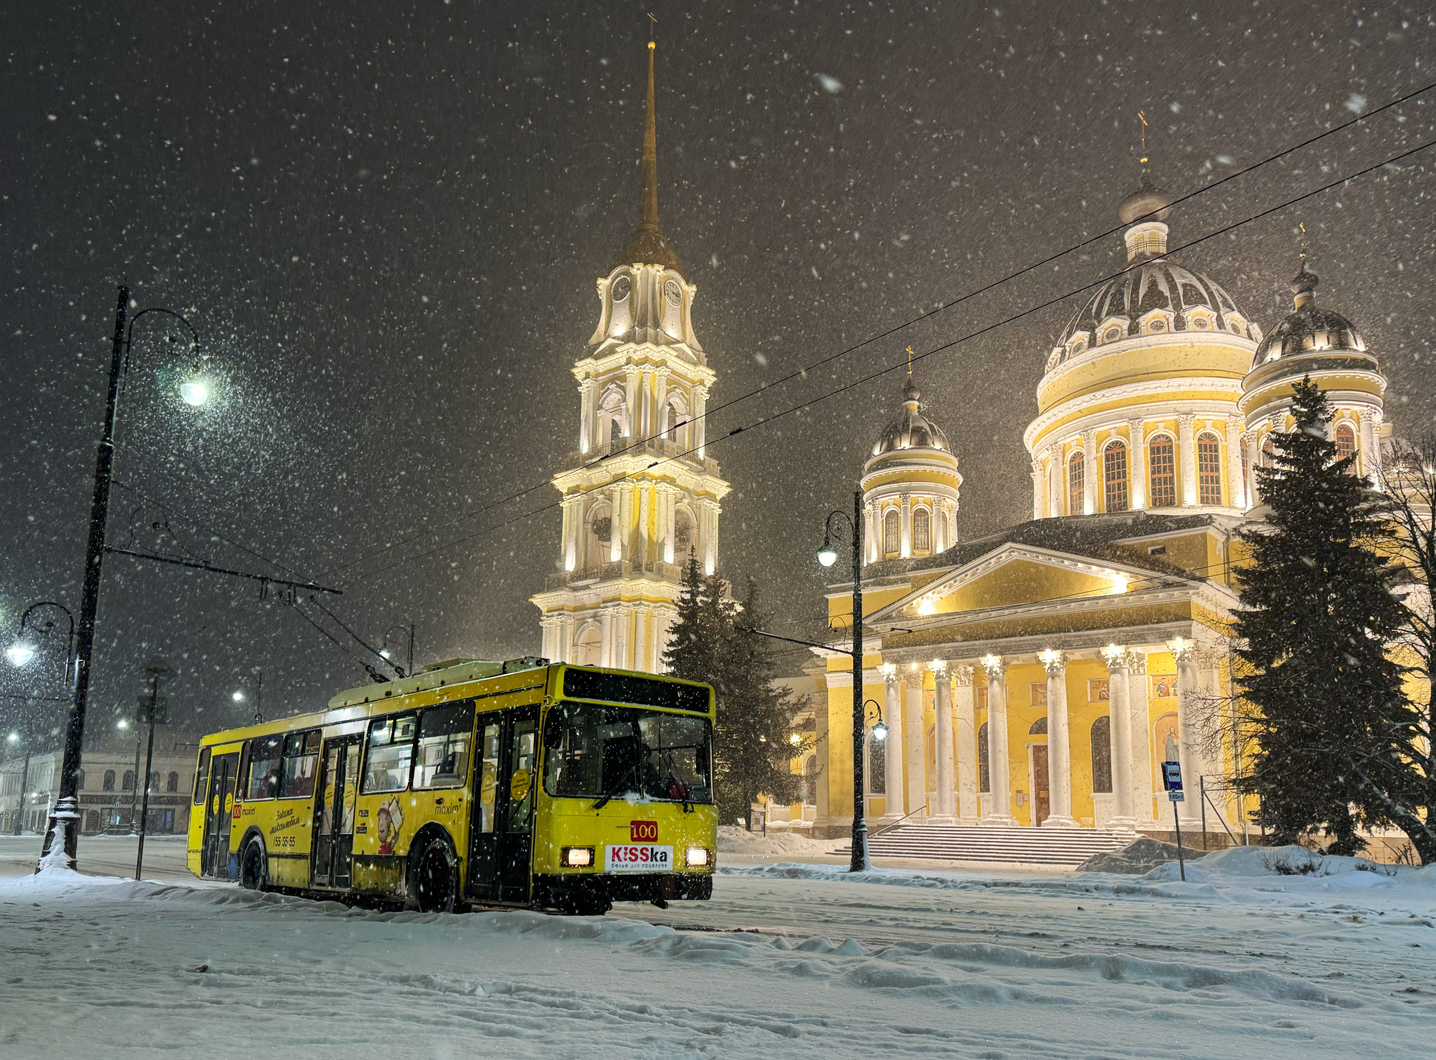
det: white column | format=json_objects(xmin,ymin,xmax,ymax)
[
  {"xmin": 653, "ymin": 368, "xmax": 670, "ymax": 442},
  {"xmin": 1173, "ymin": 642, "xmax": 1202, "ymax": 829},
  {"xmin": 1047, "ymin": 443, "xmax": 1062, "ymax": 518},
  {"xmin": 1179, "ymin": 414, "xmax": 1197, "ymax": 506},
  {"xmin": 1129, "ymin": 419, "xmax": 1147, "ymax": 510},
  {"xmin": 1041, "ymin": 652, "xmax": 1077, "ymax": 828},
  {"xmin": 608, "ymin": 485, "xmax": 623, "ymax": 562},
  {"xmin": 623, "ymin": 369, "xmax": 640, "ymax": 442},
  {"xmin": 1082, "ymin": 430, "xmax": 1098, "ymax": 514},
  {"xmin": 881, "ymin": 670, "xmax": 904, "ymax": 821},
  {"xmin": 1101, "ymin": 646, "xmax": 1137, "ymax": 836},
  {"xmin": 599, "ymin": 609, "xmax": 613, "ymax": 668},
  {"xmin": 932, "ymin": 661, "xmax": 956, "ymax": 823},
  {"xmin": 637, "ymin": 486, "xmax": 651, "ymax": 567},
  {"xmin": 578, "ymin": 380, "xmax": 594, "ymax": 454},
  {"xmin": 899, "ymin": 495, "xmax": 912, "ymax": 558},
  {"xmin": 1225, "ymin": 415, "xmax": 1245, "ymax": 509},
  {"xmin": 705, "ymin": 500, "xmax": 720, "ymax": 575},
  {"xmin": 980, "ymin": 657, "xmax": 1018, "ymax": 825},
  {"xmin": 1242, "ymin": 431, "xmax": 1258, "ymax": 509},
  {"xmin": 1358, "ymin": 409, "xmax": 1379, "ymax": 480},
  {"xmin": 1126, "ymin": 651, "xmax": 1154, "ymax": 826},
  {"xmin": 903, "ymin": 671, "xmax": 925, "ymax": 817},
  {"xmin": 953, "ymin": 665, "xmax": 978, "ymax": 823},
  {"xmin": 693, "ymin": 385, "xmax": 709, "ymax": 457},
  {"xmin": 1031, "ymin": 459, "xmax": 1046, "ymax": 520}
]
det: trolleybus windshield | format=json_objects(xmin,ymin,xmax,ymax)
[{"xmin": 543, "ymin": 702, "xmax": 713, "ymax": 805}]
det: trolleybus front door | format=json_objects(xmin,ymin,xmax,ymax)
[
  {"xmin": 312, "ymin": 735, "xmax": 361, "ymax": 889},
  {"xmin": 200, "ymin": 752, "xmax": 238, "ymax": 878},
  {"xmin": 466, "ymin": 709, "xmax": 537, "ymax": 903}
]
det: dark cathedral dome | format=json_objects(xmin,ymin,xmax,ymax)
[{"xmin": 871, "ymin": 379, "xmax": 951, "ymax": 457}]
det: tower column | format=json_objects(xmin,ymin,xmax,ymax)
[
  {"xmin": 932, "ymin": 661, "xmax": 956, "ymax": 823},
  {"xmin": 1042, "ymin": 652, "xmax": 1078, "ymax": 828},
  {"xmin": 1359, "ymin": 409, "xmax": 1380, "ymax": 480},
  {"xmin": 1243, "ymin": 430, "xmax": 1260, "ymax": 508},
  {"xmin": 693, "ymin": 385, "xmax": 709, "ymax": 457},
  {"xmin": 1129, "ymin": 419, "xmax": 1147, "ymax": 509},
  {"xmin": 899, "ymin": 495, "xmax": 912, "ymax": 558},
  {"xmin": 1179, "ymin": 414, "xmax": 1197, "ymax": 506},
  {"xmin": 1082, "ymin": 430, "xmax": 1098, "ymax": 514},
  {"xmin": 881, "ymin": 670, "xmax": 905, "ymax": 822},
  {"xmin": 980, "ymin": 657, "xmax": 1017, "ymax": 825},
  {"xmin": 1225, "ymin": 415, "xmax": 1245, "ymax": 508},
  {"xmin": 1047, "ymin": 442, "xmax": 1062, "ymax": 519},
  {"xmin": 579, "ymin": 379, "xmax": 596, "ymax": 455},
  {"xmin": 1031, "ymin": 459, "xmax": 1045, "ymax": 520},
  {"xmin": 1101, "ymin": 646, "xmax": 1138, "ymax": 836}
]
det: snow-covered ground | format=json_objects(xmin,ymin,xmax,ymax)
[{"xmin": 2, "ymin": 836, "xmax": 1434, "ymax": 1058}]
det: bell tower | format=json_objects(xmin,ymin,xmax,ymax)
[{"xmin": 531, "ymin": 39, "xmax": 730, "ymax": 673}]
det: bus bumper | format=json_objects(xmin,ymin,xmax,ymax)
[{"xmin": 535, "ymin": 872, "xmax": 712, "ymax": 909}]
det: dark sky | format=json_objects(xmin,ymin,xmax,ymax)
[{"xmin": 3, "ymin": 0, "xmax": 1435, "ymax": 736}]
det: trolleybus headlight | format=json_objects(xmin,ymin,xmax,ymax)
[
  {"xmin": 685, "ymin": 847, "xmax": 711, "ymax": 867},
  {"xmin": 562, "ymin": 846, "xmax": 594, "ymax": 868}
]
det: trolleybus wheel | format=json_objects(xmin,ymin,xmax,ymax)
[
  {"xmin": 411, "ymin": 838, "xmax": 458, "ymax": 913},
  {"xmin": 239, "ymin": 838, "xmax": 268, "ymax": 891}
]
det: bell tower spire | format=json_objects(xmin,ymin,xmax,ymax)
[{"xmin": 613, "ymin": 31, "xmax": 682, "ymax": 272}]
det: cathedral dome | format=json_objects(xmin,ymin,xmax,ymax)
[
  {"xmin": 871, "ymin": 379, "xmax": 951, "ymax": 457},
  {"xmin": 1252, "ymin": 266, "xmax": 1368, "ymax": 366}
]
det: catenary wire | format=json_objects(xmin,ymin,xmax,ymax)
[
  {"xmin": 313, "ymin": 78, "xmax": 1436, "ymax": 581},
  {"xmin": 342, "ymin": 135, "xmax": 1436, "ymax": 585}
]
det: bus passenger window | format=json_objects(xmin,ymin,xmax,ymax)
[
  {"xmin": 413, "ymin": 703, "xmax": 474, "ymax": 790},
  {"xmin": 361, "ymin": 715, "xmax": 416, "ymax": 793},
  {"xmin": 477, "ymin": 723, "xmax": 500, "ymax": 833},
  {"xmin": 507, "ymin": 718, "xmax": 538, "ymax": 832},
  {"xmin": 280, "ymin": 730, "xmax": 321, "ymax": 798},
  {"xmin": 192, "ymin": 747, "xmax": 211, "ymax": 805},
  {"xmin": 245, "ymin": 735, "xmax": 284, "ymax": 800}
]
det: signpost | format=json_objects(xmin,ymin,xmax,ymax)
[{"xmin": 1161, "ymin": 734, "xmax": 1186, "ymax": 881}]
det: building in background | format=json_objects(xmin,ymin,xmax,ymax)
[{"xmin": 532, "ymin": 41, "xmax": 729, "ymax": 674}]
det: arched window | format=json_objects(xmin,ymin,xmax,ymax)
[
  {"xmin": 1091, "ymin": 716, "xmax": 1112, "ymax": 793},
  {"xmin": 598, "ymin": 387, "xmax": 628, "ymax": 454},
  {"xmin": 867, "ymin": 730, "xmax": 886, "ymax": 796},
  {"xmin": 1148, "ymin": 435, "xmax": 1176, "ymax": 508},
  {"xmin": 102, "ymin": 770, "xmax": 116, "ymax": 792},
  {"xmin": 1197, "ymin": 433, "xmax": 1223, "ymax": 505},
  {"xmin": 1029, "ymin": 716, "xmax": 1048, "ymax": 735},
  {"xmin": 912, "ymin": 507, "xmax": 931, "ymax": 554},
  {"xmin": 1068, "ymin": 450, "xmax": 1085, "ymax": 515},
  {"xmin": 574, "ymin": 623, "xmax": 602, "ymax": 667},
  {"xmin": 122, "ymin": 770, "xmax": 135, "ymax": 792},
  {"xmin": 883, "ymin": 510, "xmax": 900, "ymax": 557},
  {"xmin": 166, "ymin": 772, "xmax": 179, "ymax": 793},
  {"xmin": 1104, "ymin": 441, "xmax": 1129, "ymax": 512},
  {"xmin": 673, "ymin": 508, "xmax": 696, "ymax": 555},
  {"xmin": 588, "ymin": 502, "xmax": 613, "ymax": 558},
  {"xmin": 1335, "ymin": 422, "xmax": 1357, "ymax": 472},
  {"xmin": 1260, "ymin": 436, "xmax": 1275, "ymax": 469},
  {"xmin": 663, "ymin": 391, "xmax": 690, "ymax": 448},
  {"xmin": 977, "ymin": 721, "xmax": 990, "ymax": 793}
]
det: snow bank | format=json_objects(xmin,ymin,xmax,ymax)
[
  {"xmin": 717, "ymin": 824, "xmax": 833, "ymax": 858},
  {"xmin": 1075, "ymin": 836, "xmax": 1205, "ymax": 874},
  {"xmin": 1140, "ymin": 844, "xmax": 1390, "ymax": 883}
]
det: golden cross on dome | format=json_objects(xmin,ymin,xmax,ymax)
[
  {"xmin": 1137, "ymin": 110, "xmax": 1149, "ymax": 168},
  {"xmin": 1299, "ymin": 221, "xmax": 1308, "ymax": 261},
  {"xmin": 906, "ymin": 345, "xmax": 914, "ymax": 379},
  {"xmin": 648, "ymin": 11, "xmax": 656, "ymax": 43}
]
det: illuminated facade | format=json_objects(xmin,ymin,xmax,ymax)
[{"xmin": 531, "ymin": 42, "xmax": 729, "ymax": 673}]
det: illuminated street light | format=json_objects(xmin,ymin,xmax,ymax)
[
  {"xmin": 6, "ymin": 636, "xmax": 38, "ymax": 668},
  {"xmin": 178, "ymin": 379, "xmax": 210, "ymax": 406},
  {"xmin": 232, "ymin": 690, "xmax": 245, "ymax": 702}
]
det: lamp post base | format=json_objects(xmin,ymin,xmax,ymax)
[
  {"xmin": 848, "ymin": 819, "xmax": 871, "ymax": 872},
  {"xmin": 37, "ymin": 797, "xmax": 80, "ymax": 873}
]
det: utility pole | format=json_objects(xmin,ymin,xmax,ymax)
[{"xmin": 134, "ymin": 661, "xmax": 169, "ymax": 880}]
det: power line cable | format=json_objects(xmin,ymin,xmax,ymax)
[
  {"xmin": 315, "ymin": 77, "xmax": 1436, "ymax": 581},
  {"xmin": 344, "ymin": 135, "xmax": 1436, "ymax": 584}
]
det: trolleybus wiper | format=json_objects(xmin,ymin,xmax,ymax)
[{"xmin": 592, "ymin": 761, "xmax": 637, "ymax": 811}]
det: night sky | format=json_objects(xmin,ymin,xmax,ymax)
[{"xmin": 3, "ymin": 1, "xmax": 1435, "ymax": 737}]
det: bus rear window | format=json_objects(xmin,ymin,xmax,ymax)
[
  {"xmin": 280, "ymin": 730, "xmax": 321, "ymax": 799},
  {"xmin": 362, "ymin": 715, "xmax": 416, "ymax": 793},
  {"xmin": 245, "ymin": 735, "xmax": 283, "ymax": 800}
]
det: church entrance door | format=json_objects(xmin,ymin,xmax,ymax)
[{"xmin": 1032, "ymin": 746, "xmax": 1051, "ymax": 826}]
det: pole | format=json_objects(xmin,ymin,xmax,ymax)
[
  {"xmin": 14, "ymin": 745, "xmax": 31, "ymax": 835},
  {"xmin": 849, "ymin": 489, "xmax": 869, "ymax": 872},
  {"xmin": 41, "ymin": 284, "xmax": 128, "ymax": 868},
  {"xmin": 129, "ymin": 728, "xmax": 143, "ymax": 832},
  {"xmin": 407, "ymin": 624, "xmax": 415, "ymax": 677},
  {"xmin": 135, "ymin": 676, "xmax": 159, "ymax": 880},
  {"xmin": 1172, "ymin": 796, "xmax": 1186, "ymax": 881},
  {"xmin": 1199, "ymin": 775, "xmax": 1207, "ymax": 851},
  {"xmin": 254, "ymin": 669, "xmax": 263, "ymax": 725}
]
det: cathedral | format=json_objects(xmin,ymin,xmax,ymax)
[
  {"xmin": 775, "ymin": 181, "xmax": 1393, "ymax": 843},
  {"xmin": 531, "ymin": 41, "xmax": 729, "ymax": 673}
]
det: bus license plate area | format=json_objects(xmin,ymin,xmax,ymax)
[{"xmin": 605, "ymin": 844, "xmax": 673, "ymax": 872}]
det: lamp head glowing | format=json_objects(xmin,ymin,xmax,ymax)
[
  {"xmin": 232, "ymin": 690, "xmax": 245, "ymax": 702},
  {"xmin": 117, "ymin": 719, "xmax": 129, "ymax": 730},
  {"xmin": 6, "ymin": 732, "xmax": 18, "ymax": 744},
  {"xmin": 872, "ymin": 722, "xmax": 888, "ymax": 741},
  {"xmin": 178, "ymin": 380, "xmax": 210, "ymax": 406},
  {"xmin": 5, "ymin": 637, "xmax": 37, "ymax": 668},
  {"xmin": 816, "ymin": 543, "xmax": 838, "ymax": 568}
]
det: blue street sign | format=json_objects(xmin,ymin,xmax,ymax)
[{"xmin": 1161, "ymin": 760, "xmax": 1183, "ymax": 792}]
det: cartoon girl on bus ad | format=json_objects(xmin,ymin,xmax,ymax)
[{"xmin": 377, "ymin": 797, "xmax": 404, "ymax": 855}]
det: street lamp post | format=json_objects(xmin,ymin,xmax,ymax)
[
  {"xmin": 379, "ymin": 624, "xmax": 416, "ymax": 678},
  {"xmin": 817, "ymin": 488, "xmax": 870, "ymax": 872},
  {"xmin": 41, "ymin": 284, "xmax": 206, "ymax": 870},
  {"xmin": 232, "ymin": 669, "xmax": 263, "ymax": 724}
]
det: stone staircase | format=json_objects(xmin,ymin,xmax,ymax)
[{"xmin": 829, "ymin": 824, "xmax": 1126, "ymax": 866}]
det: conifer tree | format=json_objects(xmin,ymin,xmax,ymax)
[
  {"xmin": 664, "ymin": 554, "xmax": 811, "ymax": 828},
  {"xmin": 1233, "ymin": 378, "xmax": 1407, "ymax": 854}
]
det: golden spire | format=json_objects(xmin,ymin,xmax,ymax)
[
  {"xmin": 1299, "ymin": 221, "xmax": 1308, "ymax": 262},
  {"xmin": 1137, "ymin": 109, "xmax": 1150, "ymax": 177},
  {"xmin": 612, "ymin": 18, "xmax": 682, "ymax": 272}
]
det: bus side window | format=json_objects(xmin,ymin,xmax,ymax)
[
  {"xmin": 280, "ymin": 730, "xmax": 321, "ymax": 799},
  {"xmin": 414, "ymin": 703, "xmax": 474, "ymax": 790},
  {"xmin": 476, "ymin": 722, "xmax": 500, "ymax": 834},
  {"xmin": 507, "ymin": 717, "xmax": 538, "ymax": 832},
  {"xmin": 246, "ymin": 735, "xmax": 283, "ymax": 801},
  {"xmin": 193, "ymin": 747, "xmax": 211, "ymax": 806},
  {"xmin": 362, "ymin": 715, "xmax": 416, "ymax": 794}
]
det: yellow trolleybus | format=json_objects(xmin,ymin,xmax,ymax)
[{"xmin": 186, "ymin": 658, "xmax": 716, "ymax": 915}]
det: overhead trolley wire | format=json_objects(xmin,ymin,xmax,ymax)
[
  {"xmin": 341, "ymin": 133, "xmax": 1436, "ymax": 586},
  {"xmin": 313, "ymin": 76, "xmax": 1436, "ymax": 584}
]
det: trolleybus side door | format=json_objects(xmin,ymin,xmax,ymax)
[
  {"xmin": 465, "ymin": 709, "xmax": 536, "ymax": 902},
  {"xmin": 201, "ymin": 752, "xmax": 239, "ymax": 878},
  {"xmin": 312, "ymin": 734, "xmax": 362, "ymax": 889}
]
